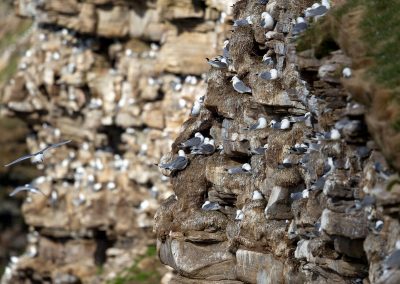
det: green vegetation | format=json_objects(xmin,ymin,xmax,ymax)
[
  {"xmin": 107, "ymin": 245, "xmax": 162, "ymax": 284},
  {"xmin": 0, "ymin": 19, "xmax": 32, "ymax": 53}
]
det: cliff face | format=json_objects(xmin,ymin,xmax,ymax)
[
  {"xmin": 1, "ymin": 0, "xmax": 232, "ymax": 283},
  {"xmin": 2, "ymin": 0, "xmax": 400, "ymax": 284},
  {"xmin": 154, "ymin": 0, "xmax": 400, "ymax": 283}
]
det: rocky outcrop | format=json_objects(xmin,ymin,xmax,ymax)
[
  {"xmin": 154, "ymin": 0, "xmax": 400, "ymax": 283},
  {"xmin": 1, "ymin": 0, "xmax": 232, "ymax": 283}
]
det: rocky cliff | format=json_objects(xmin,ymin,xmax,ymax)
[
  {"xmin": 154, "ymin": 0, "xmax": 400, "ymax": 283},
  {"xmin": 1, "ymin": 0, "xmax": 400, "ymax": 284},
  {"xmin": 1, "ymin": 0, "xmax": 232, "ymax": 283}
]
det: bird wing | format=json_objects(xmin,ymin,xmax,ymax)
[
  {"xmin": 4, "ymin": 154, "xmax": 34, "ymax": 167},
  {"xmin": 249, "ymin": 122, "xmax": 259, "ymax": 130},
  {"xmin": 9, "ymin": 186, "xmax": 30, "ymax": 196},
  {"xmin": 181, "ymin": 137, "xmax": 201, "ymax": 148},
  {"xmin": 170, "ymin": 156, "xmax": 188, "ymax": 170},
  {"xmin": 234, "ymin": 81, "xmax": 251, "ymax": 93},
  {"xmin": 42, "ymin": 140, "xmax": 72, "ymax": 153}
]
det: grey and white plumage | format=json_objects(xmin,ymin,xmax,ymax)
[
  {"xmin": 233, "ymin": 16, "xmax": 253, "ymax": 27},
  {"xmin": 159, "ymin": 150, "xmax": 188, "ymax": 171},
  {"xmin": 278, "ymin": 157, "xmax": 297, "ymax": 169},
  {"xmin": 290, "ymin": 189, "xmax": 309, "ymax": 201},
  {"xmin": 270, "ymin": 118, "xmax": 291, "ymax": 130},
  {"xmin": 227, "ymin": 163, "xmax": 252, "ymax": 174},
  {"xmin": 342, "ymin": 67, "xmax": 352, "ymax": 78},
  {"xmin": 305, "ymin": 3, "xmax": 328, "ymax": 18},
  {"xmin": 290, "ymin": 112, "xmax": 313, "ymax": 127},
  {"xmin": 292, "ymin": 17, "xmax": 308, "ymax": 35},
  {"xmin": 235, "ymin": 209, "xmax": 244, "ymax": 220},
  {"xmin": 314, "ymin": 128, "xmax": 341, "ymax": 141},
  {"xmin": 258, "ymin": 0, "xmax": 269, "ymax": 4},
  {"xmin": 252, "ymin": 190, "xmax": 263, "ymax": 200},
  {"xmin": 179, "ymin": 132, "xmax": 204, "ymax": 148},
  {"xmin": 190, "ymin": 96, "xmax": 204, "ymax": 116},
  {"xmin": 244, "ymin": 117, "xmax": 267, "ymax": 130},
  {"xmin": 9, "ymin": 184, "xmax": 45, "ymax": 197},
  {"xmin": 250, "ymin": 144, "xmax": 269, "ymax": 155},
  {"xmin": 4, "ymin": 140, "xmax": 72, "ymax": 167},
  {"xmin": 231, "ymin": 76, "xmax": 252, "ymax": 94},
  {"xmin": 262, "ymin": 55, "xmax": 273, "ymax": 66},
  {"xmin": 289, "ymin": 143, "xmax": 308, "ymax": 154},
  {"xmin": 191, "ymin": 138, "xmax": 216, "ymax": 155},
  {"xmin": 201, "ymin": 201, "xmax": 221, "ymax": 211},
  {"xmin": 260, "ymin": 12, "xmax": 274, "ymax": 30},
  {"xmin": 257, "ymin": 69, "xmax": 278, "ymax": 80},
  {"xmin": 223, "ymin": 40, "xmax": 230, "ymax": 60},
  {"xmin": 206, "ymin": 56, "xmax": 228, "ymax": 69}
]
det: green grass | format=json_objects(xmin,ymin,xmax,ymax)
[
  {"xmin": 0, "ymin": 19, "xmax": 32, "ymax": 53},
  {"xmin": 107, "ymin": 245, "xmax": 162, "ymax": 284}
]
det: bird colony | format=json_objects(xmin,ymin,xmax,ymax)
[
  {"xmin": 1, "ymin": 0, "xmax": 234, "ymax": 282},
  {"xmin": 154, "ymin": 0, "xmax": 400, "ymax": 283}
]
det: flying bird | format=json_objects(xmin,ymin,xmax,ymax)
[
  {"xmin": 4, "ymin": 140, "xmax": 72, "ymax": 167},
  {"xmin": 9, "ymin": 184, "xmax": 45, "ymax": 197}
]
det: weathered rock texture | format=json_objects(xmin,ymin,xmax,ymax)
[
  {"xmin": 1, "ymin": 0, "xmax": 233, "ymax": 283},
  {"xmin": 154, "ymin": 0, "xmax": 400, "ymax": 283}
]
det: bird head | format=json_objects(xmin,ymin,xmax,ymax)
[
  {"xmin": 178, "ymin": 150, "xmax": 186, "ymax": 157},
  {"xmin": 242, "ymin": 163, "xmax": 252, "ymax": 171}
]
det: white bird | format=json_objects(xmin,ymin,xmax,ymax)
[
  {"xmin": 315, "ymin": 128, "xmax": 341, "ymax": 140},
  {"xmin": 206, "ymin": 56, "xmax": 228, "ymax": 69},
  {"xmin": 4, "ymin": 140, "xmax": 72, "ymax": 167},
  {"xmin": 252, "ymin": 190, "xmax": 263, "ymax": 200},
  {"xmin": 201, "ymin": 201, "xmax": 221, "ymax": 211},
  {"xmin": 261, "ymin": 12, "xmax": 274, "ymax": 30},
  {"xmin": 342, "ymin": 67, "xmax": 352, "ymax": 78},
  {"xmin": 258, "ymin": 69, "xmax": 278, "ymax": 80},
  {"xmin": 305, "ymin": 3, "xmax": 328, "ymax": 18},
  {"xmin": 233, "ymin": 16, "xmax": 253, "ymax": 27},
  {"xmin": 227, "ymin": 163, "xmax": 252, "ymax": 174},
  {"xmin": 191, "ymin": 138, "xmax": 216, "ymax": 155},
  {"xmin": 179, "ymin": 132, "xmax": 204, "ymax": 148},
  {"xmin": 244, "ymin": 117, "xmax": 267, "ymax": 130},
  {"xmin": 190, "ymin": 96, "xmax": 204, "ymax": 116},
  {"xmin": 292, "ymin": 17, "xmax": 308, "ymax": 35},
  {"xmin": 158, "ymin": 150, "xmax": 188, "ymax": 171},
  {"xmin": 235, "ymin": 209, "xmax": 244, "ymax": 220},
  {"xmin": 270, "ymin": 118, "xmax": 291, "ymax": 130},
  {"xmin": 232, "ymin": 76, "xmax": 252, "ymax": 94},
  {"xmin": 9, "ymin": 184, "xmax": 45, "ymax": 197},
  {"xmin": 262, "ymin": 55, "xmax": 273, "ymax": 66}
]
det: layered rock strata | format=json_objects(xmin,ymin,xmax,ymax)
[
  {"xmin": 1, "ymin": 0, "xmax": 233, "ymax": 283},
  {"xmin": 154, "ymin": 0, "xmax": 400, "ymax": 283}
]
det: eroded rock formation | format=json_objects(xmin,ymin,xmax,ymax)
[
  {"xmin": 1, "ymin": 0, "xmax": 233, "ymax": 283},
  {"xmin": 154, "ymin": 0, "xmax": 400, "ymax": 283}
]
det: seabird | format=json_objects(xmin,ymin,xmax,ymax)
[
  {"xmin": 201, "ymin": 201, "xmax": 221, "ymax": 211},
  {"xmin": 257, "ymin": 69, "xmax": 278, "ymax": 80},
  {"xmin": 260, "ymin": 12, "xmax": 274, "ymax": 30},
  {"xmin": 223, "ymin": 40, "xmax": 230, "ymax": 59},
  {"xmin": 252, "ymin": 190, "xmax": 263, "ymax": 200},
  {"xmin": 292, "ymin": 17, "xmax": 308, "ymax": 35},
  {"xmin": 289, "ymin": 143, "xmax": 309, "ymax": 154},
  {"xmin": 233, "ymin": 16, "xmax": 253, "ymax": 27},
  {"xmin": 262, "ymin": 55, "xmax": 273, "ymax": 66},
  {"xmin": 190, "ymin": 96, "xmax": 205, "ymax": 116},
  {"xmin": 374, "ymin": 162, "xmax": 394, "ymax": 180},
  {"xmin": 231, "ymin": 76, "xmax": 252, "ymax": 94},
  {"xmin": 9, "ymin": 184, "xmax": 45, "ymax": 197},
  {"xmin": 4, "ymin": 140, "xmax": 72, "ymax": 167},
  {"xmin": 305, "ymin": 3, "xmax": 328, "ymax": 18},
  {"xmin": 258, "ymin": 0, "xmax": 269, "ymax": 4},
  {"xmin": 226, "ymin": 163, "xmax": 252, "ymax": 174},
  {"xmin": 342, "ymin": 67, "xmax": 352, "ymax": 78},
  {"xmin": 250, "ymin": 144, "xmax": 269, "ymax": 155},
  {"xmin": 289, "ymin": 112, "xmax": 313, "ymax": 127},
  {"xmin": 244, "ymin": 117, "xmax": 267, "ymax": 130},
  {"xmin": 290, "ymin": 189, "xmax": 309, "ymax": 201},
  {"xmin": 278, "ymin": 157, "xmax": 297, "ymax": 169},
  {"xmin": 191, "ymin": 138, "xmax": 216, "ymax": 155},
  {"xmin": 270, "ymin": 118, "xmax": 291, "ymax": 130},
  {"xmin": 235, "ymin": 209, "xmax": 244, "ymax": 220},
  {"xmin": 179, "ymin": 132, "xmax": 204, "ymax": 148},
  {"xmin": 158, "ymin": 150, "xmax": 188, "ymax": 171},
  {"xmin": 206, "ymin": 56, "xmax": 228, "ymax": 69}
]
